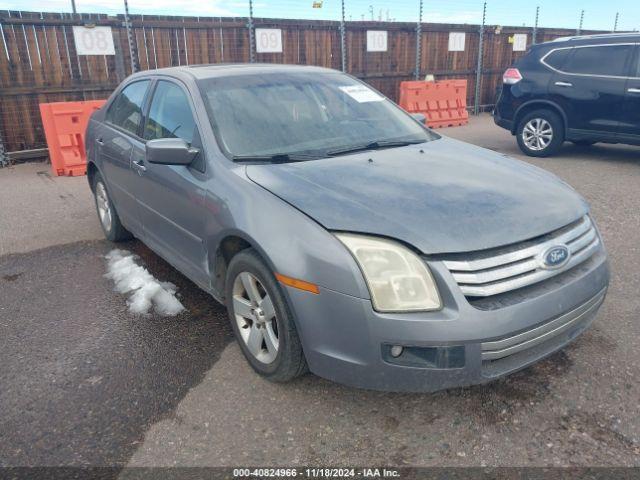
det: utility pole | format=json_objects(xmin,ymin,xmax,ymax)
[
  {"xmin": 474, "ymin": 1, "xmax": 486, "ymax": 115},
  {"xmin": 613, "ymin": 12, "xmax": 619, "ymax": 33},
  {"xmin": 369, "ymin": 5, "xmax": 374, "ymax": 21},
  {"xmin": 340, "ymin": 0, "xmax": 346, "ymax": 72},
  {"xmin": 123, "ymin": 0, "xmax": 139, "ymax": 73},
  {"xmin": 532, "ymin": 6, "xmax": 539, "ymax": 45},
  {"xmin": 414, "ymin": 0, "xmax": 422, "ymax": 80},
  {"xmin": 577, "ymin": 9, "xmax": 584, "ymax": 36},
  {"xmin": 248, "ymin": 0, "xmax": 255, "ymax": 63}
]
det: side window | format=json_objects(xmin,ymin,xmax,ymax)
[
  {"xmin": 562, "ymin": 45, "xmax": 633, "ymax": 77},
  {"xmin": 144, "ymin": 81, "xmax": 197, "ymax": 145},
  {"xmin": 544, "ymin": 48, "xmax": 572, "ymax": 71},
  {"xmin": 106, "ymin": 80, "xmax": 150, "ymax": 136}
]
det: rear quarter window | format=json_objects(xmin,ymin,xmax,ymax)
[{"xmin": 543, "ymin": 48, "xmax": 572, "ymax": 70}]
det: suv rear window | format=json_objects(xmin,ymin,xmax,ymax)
[{"xmin": 562, "ymin": 45, "xmax": 633, "ymax": 77}]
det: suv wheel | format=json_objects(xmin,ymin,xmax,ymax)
[
  {"xmin": 225, "ymin": 249, "xmax": 307, "ymax": 382},
  {"xmin": 516, "ymin": 109, "xmax": 564, "ymax": 157},
  {"xmin": 92, "ymin": 172, "xmax": 132, "ymax": 242}
]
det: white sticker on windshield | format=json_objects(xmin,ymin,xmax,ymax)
[{"xmin": 339, "ymin": 85, "xmax": 384, "ymax": 103}]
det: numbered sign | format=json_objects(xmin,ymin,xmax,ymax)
[
  {"xmin": 255, "ymin": 28, "xmax": 283, "ymax": 53},
  {"xmin": 366, "ymin": 31, "xmax": 387, "ymax": 52},
  {"xmin": 72, "ymin": 26, "xmax": 115, "ymax": 55},
  {"xmin": 448, "ymin": 32, "xmax": 466, "ymax": 52},
  {"xmin": 513, "ymin": 33, "xmax": 528, "ymax": 52}
]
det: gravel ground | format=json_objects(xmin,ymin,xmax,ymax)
[{"xmin": 0, "ymin": 114, "xmax": 639, "ymax": 470}]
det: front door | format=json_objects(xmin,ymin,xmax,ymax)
[
  {"xmin": 547, "ymin": 44, "xmax": 634, "ymax": 139},
  {"xmin": 134, "ymin": 79, "xmax": 210, "ymax": 288},
  {"xmin": 98, "ymin": 80, "xmax": 151, "ymax": 235},
  {"xmin": 620, "ymin": 46, "xmax": 640, "ymax": 145}
]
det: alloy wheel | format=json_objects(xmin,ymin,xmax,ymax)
[
  {"xmin": 232, "ymin": 272, "xmax": 279, "ymax": 364},
  {"xmin": 522, "ymin": 118, "xmax": 553, "ymax": 151},
  {"xmin": 95, "ymin": 182, "xmax": 112, "ymax": 232}
]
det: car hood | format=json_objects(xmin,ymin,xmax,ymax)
[{"xmin": 246, "ymin": 136, "xmax": 589, "ymax": 254}]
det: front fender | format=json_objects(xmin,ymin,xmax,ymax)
[{"xmin": 206, "ymin": 167, "xmax": 370, "ymax": 301}]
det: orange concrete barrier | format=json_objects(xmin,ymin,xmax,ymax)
[
  {"xmin": 399, "ymin": 80, "xmax": 469, "ymax": 128},
  {"xmin": 39, "ymin": 100, "xmax": 106, "ymax": 176}
]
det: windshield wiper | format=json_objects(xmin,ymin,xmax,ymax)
[
  {"xmin": 326, "ymin": 139, "xmax": 425, "ymax": 157},
  {"xmin": 232, "ymin": 153, "xmax": 320, "ymax": 164}
]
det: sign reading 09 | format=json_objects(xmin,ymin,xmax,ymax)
[{"xmin": 255, "ymin": 28, "xmax": 283, "ymax": 53}]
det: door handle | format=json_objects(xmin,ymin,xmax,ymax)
[
  {"xmin": 132, "ymin": 158, "xmax": 146, "ymax": 173},
  {"xmin": 554, "ymin": 81, "xmax": 573, "ymax": 87},
  {"xmin": 95, "ymin": 138, "xmax": 104, "ymax": 145},
  {"xmin": 628, "ymin": 88, "xmax": 640, "ymax": 94}
]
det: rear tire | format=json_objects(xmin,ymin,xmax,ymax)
[
  {"xmin": 225, "ymin": 249, "xmax": 307, "ymax": 382},
  {"xmin": 516, "ymin": 109, "xmax": 565, "ymax": 157},
  {"xmin": 92, "ymin": 172, "xmax": 132, "ymax": 242}
]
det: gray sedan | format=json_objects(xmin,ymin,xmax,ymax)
[{"xmin": 86, "ymin": 64, "xmax": 609, "ymax": 392}]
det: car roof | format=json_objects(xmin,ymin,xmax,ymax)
[
  {"xmin": 545, "ymin": 32, "xmax": 640, "ymax": 46},
  {"xmin": 131, "ymin": 63, "xmax": 340, "ymax": 81}
]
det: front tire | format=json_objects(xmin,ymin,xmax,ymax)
[
  {"xmin": 516, "ymin": 109, "xmax": 564, "ymax": 157},
  {"xmin": 225, "ymin": 249, "xmax": 307, "ymax": 382},
  {"xmin": 92, "ymin": 172, "xmax": 132, "ymax": 242}
]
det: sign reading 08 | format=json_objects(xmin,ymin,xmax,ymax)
[
  {"xmin": 72, "ymin": 26, "xmax": 115, "ymax": 55},
  {"xmin": 255, "ymin": 28, "xmax": 283, "ymax": 53}
]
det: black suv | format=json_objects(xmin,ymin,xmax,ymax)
[{"xmin": 494, "ymin": 33, "xmax": 640, "ymax": 157}]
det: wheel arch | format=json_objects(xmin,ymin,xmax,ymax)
[
  {"xmin": 513, "ymin": 100, "xmax": 567, "ymax": 134},
  {"xmin": 209, "ymin": 230, "xmax": 279, "ymax": 302},
  {"xmin": 87, "ymin": 161, "xmax": 99, "ymax": 193}
]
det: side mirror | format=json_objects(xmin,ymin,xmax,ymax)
[
  {"xmin": 146, "ymin": 138, "xmax": 199, "ymax": 166},
  {"xmin": 411, "ymin": 113, "xmax": 426, "ymax": 124}
]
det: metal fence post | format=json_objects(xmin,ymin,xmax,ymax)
[
  {"xmin": 248, "ymin": 0, "xmax": 255, "ymax": 63},
  {"xmin": 474, "ymin": 1, "xmax": 486, "ymax": 116},
  {"xmin": 414, "ymin": 0, "xmax": 422, "ymax": 80},
  {"xmin": 123, "ymin": 0, "xmax": 138, "ymax": 73},
  {"xmin": 0, "ymin": 131, "xmax": 7, "ymax": 168},
  {"xmin": 340, "ymin": 0, "xmax": 346, "ymax": 72},
  {"xmin": 577, "ymin": 9, "xmax": 584, "ymax": 36},
  {"xmin": 532, "ymin": 6, "xmax": 539, "ymax": 45},
  {"xmin": 613, "ymin": 12, "xmax": 619, "ymax": 33}
]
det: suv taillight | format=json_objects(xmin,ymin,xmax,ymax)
[{"xmin": 503, "ymin": 68, "xmax": 523, "ymax": 85}]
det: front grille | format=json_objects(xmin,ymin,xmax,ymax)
[{"xmin": 442, "ymin": 216, "xmax": 600, "ymax": 298}]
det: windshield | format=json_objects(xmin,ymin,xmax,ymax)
[{"xmin": 198, "ymin": 71, "xmax": 438, "ymax": 160}]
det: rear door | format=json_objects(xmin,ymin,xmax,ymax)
[
  {"xmin": 620, "ymin": 45, "xmax": 640, "ymax": 144},
  {"xmin": 545, "ymin": 43, "xmax": 634, "ymax": 139},
  {"xmin": 135, "ymin": 79, "xmax": 210, "ymax": 287},
  {"xmin": 99, "ymin": 80, "xmax": 151, "ymax": 235}
]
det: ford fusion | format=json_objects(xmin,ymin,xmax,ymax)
[{"xmin": 86, "ymin": 64, "xmax": 609, "ymax": 392}]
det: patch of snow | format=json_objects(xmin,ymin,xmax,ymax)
[{"xmin": 105, "ymin": 249, "xmax": 185, "ymax": 316}]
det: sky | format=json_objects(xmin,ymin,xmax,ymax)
[{"xmin": 1, "ymin": 0, "xmax": 638, "ymax": 31}]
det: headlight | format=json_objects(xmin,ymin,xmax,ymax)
[{"xmin": 335, "ymin": 233, "xmax": 442, "ymax": 312}]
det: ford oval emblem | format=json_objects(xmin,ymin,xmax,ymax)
[{"xmin": 541, "ymin": 245, "xmax": 570, "ymax": 269}]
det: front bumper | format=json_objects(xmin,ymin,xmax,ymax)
[{"xmin": 284, "ymin": 248, "xmax": 609, "ymax": 392}]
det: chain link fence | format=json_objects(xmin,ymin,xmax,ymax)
[{"xmin": 0, "ymin": 1, "xmax": 631, "ymax": 159}]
